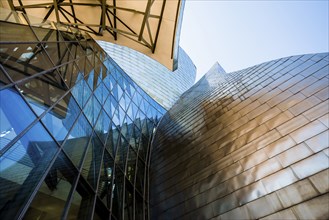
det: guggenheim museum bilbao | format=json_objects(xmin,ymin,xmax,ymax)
[{"xmin": 0, "ymin": 1, "xmax": 328, "ymax": 220}]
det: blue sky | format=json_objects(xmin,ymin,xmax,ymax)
[{"xmin": 180, "ymin": 0, "xmax": 329, "ymax": 81}]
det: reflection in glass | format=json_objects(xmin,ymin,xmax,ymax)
[
  {"xmin": 0, "ymin": 122, "xmax": 59, "ymax": 219},
  {"xmin": 0, "ymin": 20, "xmax": 166, "ymax": 219},
  {"xmin": 97, "ymin": 151, "xmax": 114, "ymax": 209},
  {"xmin": 81, "ymin": 133, "xmax": 103, "ymax": 189},
  {"xmin": 0, "ymin": 87, "xmax": 36, "ymax": 150},
  {"xmin": 0, "ymin": 43, "xmax": 55, "ymax": 82},
  {"xmin": 23, "ymin": 151, "xmax": 79, "ymax": 219}
]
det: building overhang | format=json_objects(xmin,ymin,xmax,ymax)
[{"xmin": 0, "ymin": 0, "xmax": 184, "ymax": 70}]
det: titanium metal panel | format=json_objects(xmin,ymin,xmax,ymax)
[{"xmin": 150, "ymin": 53, "xmax": 329, "ymax": 219}]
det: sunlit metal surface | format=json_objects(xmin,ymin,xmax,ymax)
[{"xmin": 150, "ymin": 53, "xmax": 329, "ymax": 219}]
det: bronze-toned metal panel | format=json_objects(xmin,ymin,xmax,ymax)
[{"xmin": 150, "ymin": 53, "xmax": 329, "ymax": 219}]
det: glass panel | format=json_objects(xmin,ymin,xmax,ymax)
[
  {"xmin": 84, "ymin": 95, "xmax": 101, "ymax": 126},
  {"xmin": 97, "ymin": 151, "xmax": 114, "ymax": 209},
  {"xmin": 135, "ymin": 195, "xmax": 144, "ymax": 220},
  {"xmin": 62, "ymin": 113, "xmax": 92, "ymax": 168},
  {"xmin": 66, "ymin": 176, "xmax": 95, "ymax": 219},
  {"xmin": 87, "ymin": 69, "xmax": 95, "ymax": 91},
  {"xmin": 44, "ymin": 42, "xmax": 73, "ymax": 66},
  {"xmin": 41, "ymin": 93, "xmax": 80, "ymax": 141},
  {"xmin": 23, "ymin": 151, "xmax": 79, "ymax": 219},
  {"xmin": 138, "ymin": 134, "xmax": 149, "ymax": 161},
  {"xmin": 71, "ymin": 77, "xmax": 92, "ymax": 109},
  {"xmin": 57, "ymin": 60, "xmax": 81, "ymax": 89},
  {"xmin": 111, "ymin": 168, "xmax": 124, "ymax": 219},
  {"xmin": 81, "ymin": 133, "xmax": 103, "ymax": 189},
  {"xmin": 17, "ymin": 70, "xmax": 67, "ymax": 116},
  {"xmin": 0, "ymin": 87, "xmax": 36, "ymax": 150},
  {"xmin": 30, "ymin": 26, "xmax": 64, "ymax": 42},
  {"xmin": 105, "ymin": 128, "xmax": 120, "ymax": 158},
  {"xmin": 94, "ymin": 109, "xmax": 111, "ymax": 144},
  {"xmin": 0, "ymin": 67, "xmax": 11, "ymax": 85},
  {"xmin": 116, "ymin": 135, "xmax": 129, "ymax": 171},
  {"xmin": 0, "ymin": 122, "xmax": 59, "ymax": 219},
  {"xmin": 126, "ymin": 147, "xmax": 137, "ymax": 184},
  {"xmin": 0, "ymin": 43, "xmax": 55, "ymax": 82},
  {"xmin": 135, "ymin": 159, "xmax": 145, "ymax": 193},
  {"xmin": 124, "ymin": 183, "xmax": 134, "ymax": 220}
]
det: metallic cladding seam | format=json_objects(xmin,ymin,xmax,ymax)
[{"xmin": 150, "ymin": 53, "xmax": 329, "ymax": 220}]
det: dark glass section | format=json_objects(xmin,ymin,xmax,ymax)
[
  {"xmin": 0, "ymin": 20, "xmax": 165, "ymax": 220},
  {"xmin": 150, "ymin": 54, "xmax": 329, "ymax": 220},
  {"xmin": 0, "ymin": 42, "xmax": 55, "ymax": 82},
  {"xmin": 23, "ymin": 150, "xmax": 79, "ymax": 219}
]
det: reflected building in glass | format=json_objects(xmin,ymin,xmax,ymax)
[
  {"xmin": 97, "ymin": 41, "xmax": 196, "ymax": 109},
  {"xmin": 1, "ymin": 1, "xmax": 329, "ymax": 220},
  {"xmin": 0, "ymin": 20, "xmax": 166, "ymax": 219}
]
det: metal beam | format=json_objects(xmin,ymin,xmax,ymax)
[
  {"xmin": 170, "ymin": 0, "xmax": 181, "ymax": 58},
  {"xmin": 6, "ymin": 0, "xmax": 20, "ymax": 23},
  {"xmin": 100, "ymin": 0, "xmax": 106, "ymax": 34},
  {"xmin": 107, "ymin": 8, "xmax": 136, "ymax": 35},
  {"xmin": 113, "ymin": 0, "xmax": 117, "ymax": 40},
  {"xmin": 138, "ymin": 0, "xmax": 152, "ymax": 41},
  {"xmin": 146, "ymin": 20, "xmax": 153, "ymax": 46},
  {"xmin": 17, "ymin": 0, "xmax": 27, "ymax": 14},
  {"xmin": 53, "ymin": 0, "xmax": 60, "ymax": 23},
  {"xmin": 152, "ymin": 0, "xmax": 166, "ymax": 53},
  {"xmin": 69, "ymin": 0, "xmax": 77, "ymax": 24},
  {"xmin": 60, "ymin": 7, "xmax": 99, "ymax": 35}
]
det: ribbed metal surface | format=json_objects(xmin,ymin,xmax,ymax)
[{"xmin": 150, "ymin": 53, "xmax": 329, "ymax": 219}]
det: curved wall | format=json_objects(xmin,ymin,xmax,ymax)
[
  {"xmin": 150, "ymin": 53, "xmax": 329, "ymax": 219},
  {"xmin": 0, "ymin": 21, "xmax": 166, "ymax": 220},
  {"xmin": 97, "ymin": 41, "xmax": 196, "ymax": 110}
]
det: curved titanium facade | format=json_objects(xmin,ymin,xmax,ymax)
[
  {"xmin": 150, "ymin": 53, "xmax": 329, "ymax": 219},
  {"xmin": 0, "ymin": 20, "xmax": 166, "ymax": 219},
  {"xmin": 97, "ymin": 41, "xmax": 196, "ymax": 110}
]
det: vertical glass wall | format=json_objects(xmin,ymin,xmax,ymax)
[{"xmin": 0, "ymin": 18, "xmax": 165, "ymax": 220}]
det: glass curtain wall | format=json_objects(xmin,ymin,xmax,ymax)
[{"xmin": 0, "ymin": 14, "xmax": 165, "ymax": 220}]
